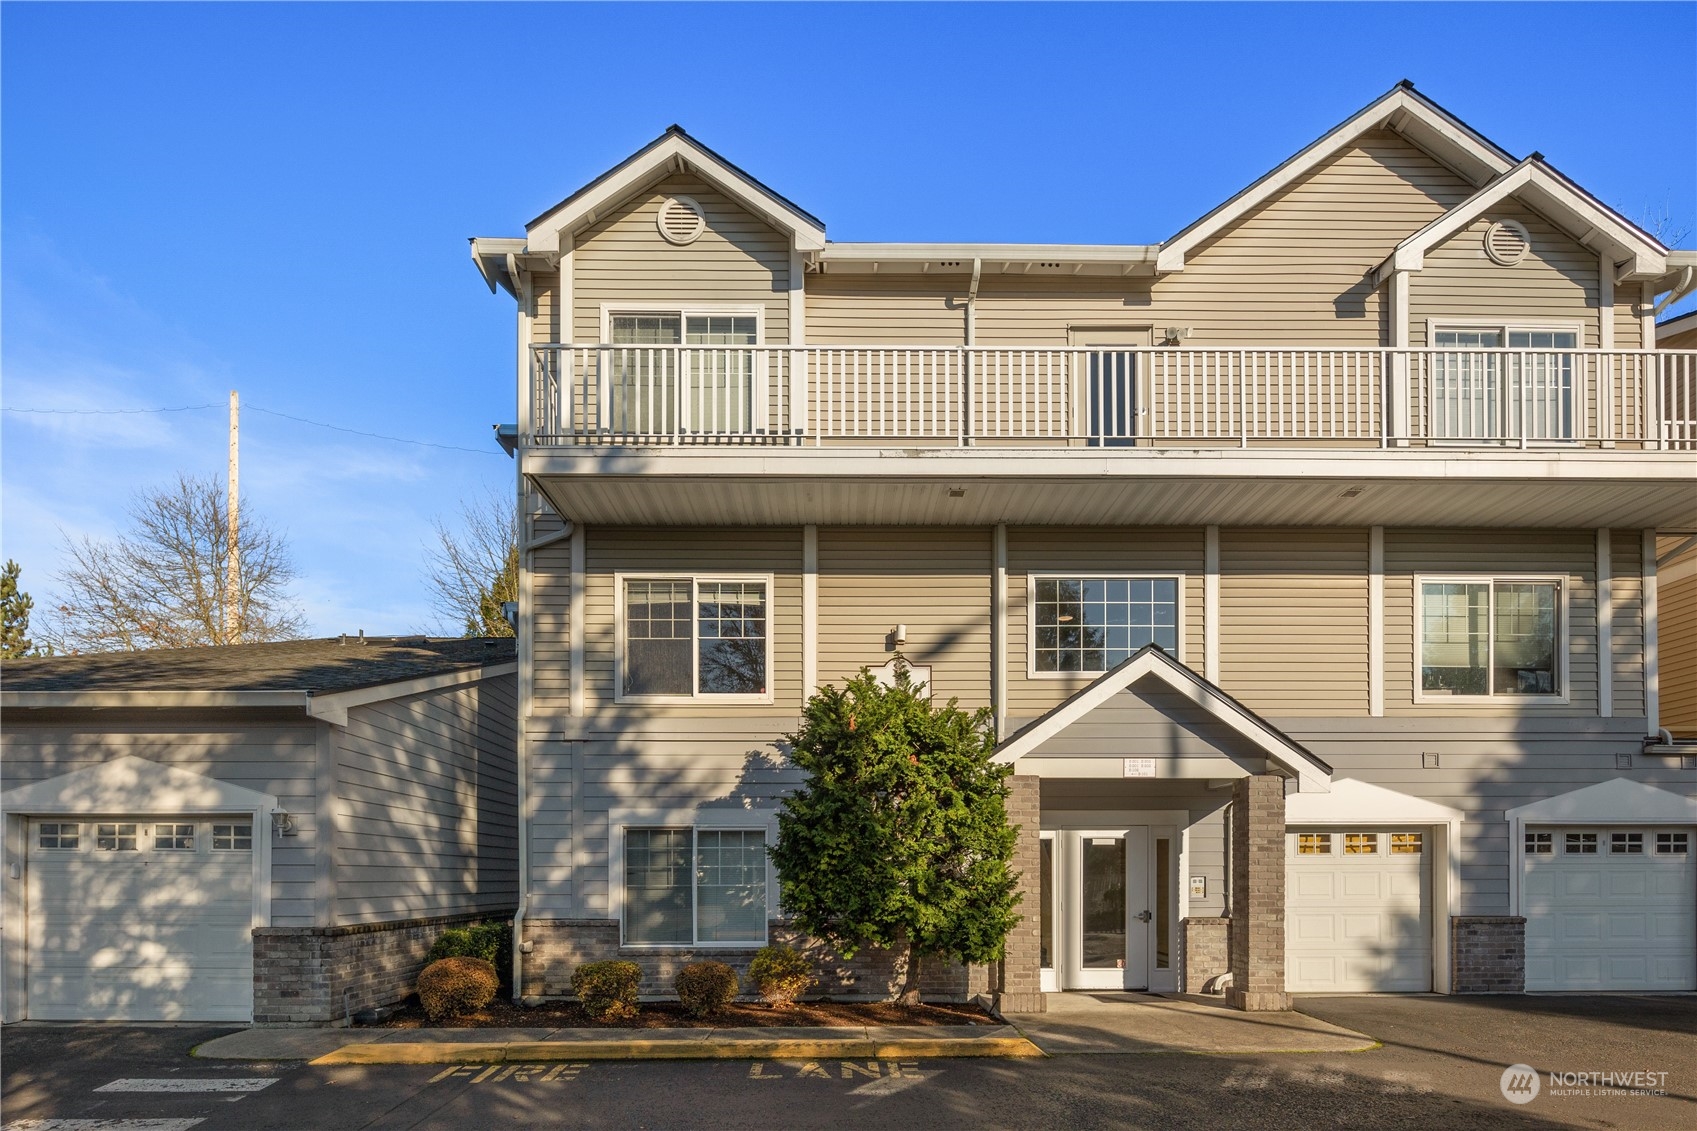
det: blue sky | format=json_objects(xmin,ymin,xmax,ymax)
[{"xmin": 4, "ymin": 2, "xmax": 1693, "ymax": 638}]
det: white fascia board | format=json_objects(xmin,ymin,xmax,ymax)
[
  {"xmin": 305, "ymin": 661, "xmax": 518, "ymax": 727},
  {"xmin": 1, "ymin": 690, "xmax": 309, "ymax": 711},
  {"xmin": 1505, "ymin": 777, "xmax": 1697, "ymax": 825},
  {"xmin": 522, "ymin": 445, "xmax": 1697, "ymax": 485},
  {"xmin": 1379, "ymin": 161, "xmax": 1667, "ymax": 281},
  {"xmin": 1159, "ymin": 86, "xmax": 1515, "ymax": 273},
  {"xmin": 528, "ymin": 135, "xmax": 825, "ymax": 254},
  {"xmin": 992, "ymin": 649, "xmax": 1331, "ymax": 792},
  {"xmin": 1658, "ymin": 309, "xmax": 1697, "ymax": 342},
  {"xmin": 818, "ymin": 244, "xmax": 1160, "ymax": 268}
]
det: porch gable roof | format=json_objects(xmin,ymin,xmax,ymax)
[{"xmin": 992, "ymin": 645, "xmax": 1332, "ymax": 793}]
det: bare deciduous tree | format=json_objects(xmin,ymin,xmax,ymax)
[
  {"xmin": 425, "ymin": 488, "xmax": 518, "ymax": 638},
  {"xmin": 42, "ymin": 473, "xmax": 307, "ymax": 653}
]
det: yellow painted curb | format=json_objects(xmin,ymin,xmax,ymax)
[{"xmin": 311, "ymin": 1036, "xmax": 1044, "ymax": 1066}]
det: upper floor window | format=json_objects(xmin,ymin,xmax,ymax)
[
  {"xmin": 1429, "ymin": 325, "xmax": 1578, "ymax": 441},
  {"xmin": 1418, "ymin": 577, "xmax": 1562, "ymax": 701},
  {"xmin": 606, "ymin": 311, "xmax": 762, "ymax": 434},
  {"xmin": 1031, "ymin": 575, "xmax": 1179, "ymax": 674},
  {"xmin": 619, "ymin": 575, "xmax": 771, "ymax": 702}
]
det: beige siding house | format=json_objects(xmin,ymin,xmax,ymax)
[
  {"xmin": 474, "ymin": 82, "xmax": 1697, "ymax": 1011},
  {"xmin": 0, "ymin": 637, "xmax": 517, "ymax": 1023}
]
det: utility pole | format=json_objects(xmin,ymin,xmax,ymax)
[{"xmin": 227, "ymin": 389, "xmax": 240, "ymax": 644}]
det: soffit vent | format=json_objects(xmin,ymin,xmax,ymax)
[
  {"xmin": 657, "ymin": 196, "xmax": 706, "ymax": 246},
  {"xmin": 1484, "ymin": 219, "xmax": 1531, "ymax": 266}
]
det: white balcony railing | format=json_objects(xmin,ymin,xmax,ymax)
[{"xmin": 529, "ymin": 345, "xmax": 1697, "ymax": 450}]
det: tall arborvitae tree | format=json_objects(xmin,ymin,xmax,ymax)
[
  {"xmin": 771, "ymin": 661, "xmax": 1021, "ymax": 1004},
  {"xmin": 1, "ymin": 559, "xmax": 37, "ymax": 658}
]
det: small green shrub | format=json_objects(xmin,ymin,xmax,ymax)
[
  {"xmin": 572, "ymin": 960, "xmax": 641, "ymax": 1021},
  {"xmin": 417, "ymin": 956, "xmax": 499, "ymax": 1021},
  {"xmin": 675, "ymin": 961, "xmax": 739, "ymax": 1018},
  {"xmin": 427, "ymin": 922, "xmax": 512, "ymax": 985},
  {"xmin": 747, "ymin": 945, "xmax": 816, "ymax": 1007}
]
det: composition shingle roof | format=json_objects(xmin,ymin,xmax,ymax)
[{"xmin": 0, "ymin": 636, "xmax": 515, "ymax": 694}]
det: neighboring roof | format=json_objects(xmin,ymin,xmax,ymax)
[
  {"xmin": 992, "ymin": 645, "xmax": 1332, "ymax": 792},
  {"xmin": 524, "ymin": 125, "xmax": 826, "ymax": 255},
  {"xmin": 1156, "ymin": 80, "xmax": 1518, "ymax": 273},
  {"xmin": 811, "ymin": 243, "xmax": 1162, "ymax": 278},
  {"xmin": 1377, "ymin": 155, "xmax": 1668, "ymax": 282},
  {"xmin": 1659, "ymin": 307, "xmax": 1697, "ymax": 344},
  {"xmin": 1, "ymin": 636, "xmax": 515, "ymax": 695}
]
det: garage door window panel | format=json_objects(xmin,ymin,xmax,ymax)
[
  {"xmin": 1565, "ymin": 832, "xmax": 1598, "ymax": 854},
  {"xmin": 1526, "ymin": 831, "xmax": 1554, "ymax": 854},
  {"xmin": 212, "ymin": 823, "xmax": 252, "ymax": 851},
  {"xmin": 96, "ymin": 824, "xmax": 137, "ymax": 851},
  {"xmin": 37, "ymin": 823, "xmax": 80, "ymax": 850},
  {"xmin": 1658, "ymin": 833, "xmax": 1690, "ymax": 856},
  {"xmin": 1611, "ymin": 832, "xmax": 1644, "ymax": 855},
  {"xmin": 154, "ymin": 824, "xmax": 195, "ymax": 851}
]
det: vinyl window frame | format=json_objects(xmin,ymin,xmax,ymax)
[
  {"xmin": 600, "ymin": 305, "xmax": 766, "ymax": 347},
  {"xmin": 613, "ymin": 572, "xmax": 776, "ymax": 705},
  {"xmin": 1025, "ymin": 572, "xmax": 1186, "ymax": 680},
  {"xmin": 609, "ymin": 807, "xmax": 778, "ymax": 950},
  {"xmin": 1413, "ymin": 573, "xmax": 1569, "ymax": 706},
  {"xmin": 1423, "ymin": 319, "xmax": 1585, "ymax": 445}
]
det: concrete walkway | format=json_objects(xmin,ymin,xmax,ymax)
[
  {"xmin": 193, "ymin": 1023, "xmax": 1042, "ymax": 1064},
  {"xmin": 1005, "ymin": 992, "xmax": 1378, "ymax": 1055}
]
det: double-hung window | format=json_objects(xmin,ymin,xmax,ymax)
[
  {"xmin": 619, "ymin": 574, "xmax": 771, "ymax": 701},
  {"xmin": 1418, "ymin": 577, "xmax": 1563, "ymax": 700},
  {"xmin": 620, "ymin": 819, "xmax": 772, "ymax": 946},
  {"xmin": 1030, "ymin": 575, "xmax": 1180, "ymax": 674},
  {"xmin": 1429, "ymin": 325, "xmax": 1578, "ymax": 441},
  {"xmin": 605, "ymin": 310, "xmax": 761, "ymax": 435}
]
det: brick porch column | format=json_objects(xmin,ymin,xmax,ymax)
[
  {"xmin": 1227, "ymin": 773, "xmax": 1292, "ymax": 1011},
  {"xmin": 996, "ymin": 773, "xmax": 1045, "ymax": 1014}
]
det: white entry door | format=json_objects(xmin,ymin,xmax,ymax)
[
  {"xmin": 26, "ymin": 816, "xmax": 256, "ymax": 1021},
  {"xmin": 1062, "ymin": 828, "xmax": 1150, "ymax": 990}
]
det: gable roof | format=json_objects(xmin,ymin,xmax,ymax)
[
  {"xmin": 1505, "ymin": 777, "xmax": 1697, "ymax": 824},
  {"xmin": 2, "ymin": 636, "xmax": 514, "ymax": 695},
  {"xmin": 0, "ymin": 754, "xmax": 279, "ymax": 816},
  {"xmin": 1377, "ymin": 155, "xmax": 1668, "ymax": 282},
  {"xmin": 1156, "ymin": 81, "xmax": 1517, "ymax": 273},
  {"xmin": 525, "ymin": 125, "xmax": 826, "ymax": 255},
  {"xmin": 992, "ymin": 645, "xmax": 1332, "ymax": 792}
]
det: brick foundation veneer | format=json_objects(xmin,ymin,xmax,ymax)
[
  {"xmin": 519, "ymin": 919, "xmax": 989, "ymax": 1003},
  {"xmin": 1179, "ymin": 917, "xmax": 1231, "ymax": 994},
  {"xmin": 1450, "ymin": 916, "xmax": 1526, "ymax": 993},
  {"xmin": 253, "ymin": 910, "xmax": 508, "ymax": 1025}
]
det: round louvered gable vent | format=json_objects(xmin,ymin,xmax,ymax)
[
  {"xmin": 656, "ymin": 196, "xmax": 706, "ymax": 245},
  {"xmin": 1484, "ymin": 219, "xmax": 1531, "ymax": 266}
]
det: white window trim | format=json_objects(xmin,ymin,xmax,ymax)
[
  {"xmin": 613, "ymin": 572, "xmax": 777, "ymax": 705},
  {"xmin": 1424, "ymin": 318, "xmax": 1586, "ymax": 349},
  {"xmin": 599, "ymin": 304, "xmax": 766, "ymax": 346},
  {"xmin": 608, "ymin": 806, "xmax": 778, "ymax": 950},
  {"xmin": 1025, "ymin": 572, "xmax": 1186, "ymax": 680},
  {"xmin": 1413, "ymin": 574, "xmax": 1569, "ymax": 706}
]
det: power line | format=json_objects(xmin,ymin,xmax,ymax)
[{"xmin": 3, "ymin": 401, "xmax": 500, "ymax": 456}]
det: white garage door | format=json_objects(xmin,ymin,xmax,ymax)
[
  {"xmin": 1286, "ymin": 828, "xmax": 1433, "ymax": 992},
  {"xmin": 1524, "ymin": 827, "xmax": 1696, "ymax": 991},
  {"xmin": 27, "ymin": 816, "xmax": 256, "ymax": 1021}
]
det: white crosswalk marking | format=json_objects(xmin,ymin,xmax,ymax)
[
  {"xmin": 94, "ymin": 1078, "xmax": 276, "ymax": 1094},
  {"xmin": 4, "ymin": 1121, "xmax": 206, "ymax": 1131}
]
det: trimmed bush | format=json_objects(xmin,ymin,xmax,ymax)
[
  {"xmin": 747, "ymin": 945, "xmax": 816, "ymax": 1007},
  {"xmin": 427, "ymin": 922, "xmax": 511, "ymax": 982},
  {"xmin": 675, "ymin": 961, "xmax": 739, "ymax": 1018},
  {"xmin": 417, "ymin": 956, "xmax": 499, "ymax": 1021},
  {"xmin": 572, "ymin": 960, "xmax": 641, "ymax": 1021}
]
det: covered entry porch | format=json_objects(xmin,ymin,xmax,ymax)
[{"xmin": 991, "ymin": 646, "xmax": 1333, "ymax": 1013}]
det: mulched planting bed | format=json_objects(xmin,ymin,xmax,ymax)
[{"xmin": 368, "ymin": 997, "xmax": 996, "ymax": 1029}]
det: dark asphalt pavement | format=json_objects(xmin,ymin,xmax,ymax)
[{"xmin": 4, "ymin": 996, "xmax": 1694, "ymax": 1130}]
